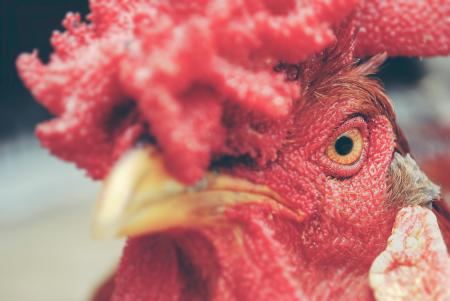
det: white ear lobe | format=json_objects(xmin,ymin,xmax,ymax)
[
  {"xmin": 387, "ymin": 153, "xmax": 440, "ymax": 207},
  {"xmin": 369, "ymin": 206, "xmax": 450, "ymax": 301}
]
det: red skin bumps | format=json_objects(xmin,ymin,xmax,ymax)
[{"xmin": 355, "ymin": 0, "xmax": 450, "ymax": 57}]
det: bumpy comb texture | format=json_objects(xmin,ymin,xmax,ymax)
[
  {"xmin": 17, "ymin": 0, "xmax": 450, "ymax": 183},
  {"xmin": 355, "ymin": 0, "xmax": 450, "ymax": 56}
]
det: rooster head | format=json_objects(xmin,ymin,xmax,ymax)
[{"xmin": 17, "ymin": 0, "xmax": 450, "ymax": 300}]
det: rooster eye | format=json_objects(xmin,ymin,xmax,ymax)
[{"xmin": 326, "ymin": 128, "xmax": 363, "ymax": 165}]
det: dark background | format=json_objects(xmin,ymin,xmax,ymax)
[
  {"xmin": 0, "ymin": 0, "xmax": 89, "ymax": 139},
  {"xmin": 0, "ymin": 0, "xmax": 426, "ymax": 142}
]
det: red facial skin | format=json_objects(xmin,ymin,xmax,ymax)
[{"xmin": 108, "ymin": 68, "xmax": 400, "ymax": 300}]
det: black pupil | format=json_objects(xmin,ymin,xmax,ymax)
[{"xmin": 335, "ymin": 135, "xmax": 354, "ymax": 156}]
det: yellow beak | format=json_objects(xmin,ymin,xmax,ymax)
[{"xmin": 92, "ymin": 146, "xmax": 298, "ymax": 239}]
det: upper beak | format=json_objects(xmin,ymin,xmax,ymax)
[{"xmin": 92, "ymin": 146, "xmax": 301, "ymax": 239}]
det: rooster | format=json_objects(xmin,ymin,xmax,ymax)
[{"xmin": 17, "ymin": 0, "xmax": 450, "ymax": 300}]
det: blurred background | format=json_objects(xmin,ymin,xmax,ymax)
[
  {"xmin": 0, "ymin": 1, "xmax": 122, "ymax": 300},
  {"xmin": 0, "ymin": 1, "xmax": 449, "ymax": 300}
]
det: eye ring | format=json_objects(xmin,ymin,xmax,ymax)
[{"xmin": 320, "ymin": 117, "xmax": 369, "ymax": 178}]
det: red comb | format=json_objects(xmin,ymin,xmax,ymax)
[
  {"xmin": 355, "ymin": 0, "xmax": 450, "ymax": 56},
  {"xmin": 17, "ymin": 0, "xmax": 450, "ymax": 182}
]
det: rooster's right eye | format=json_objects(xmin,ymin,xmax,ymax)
[
  {"xmin": 319, "ymin": 116, "xmax": 368, "ymax": 178},
  {"xmin": 326, "ymin": 128, "xmax": 364, "ymax": 165}
]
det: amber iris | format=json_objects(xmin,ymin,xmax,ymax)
[{"xmin": 326, "ymin": 129, "xmax": 363, "ymax": 165}]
